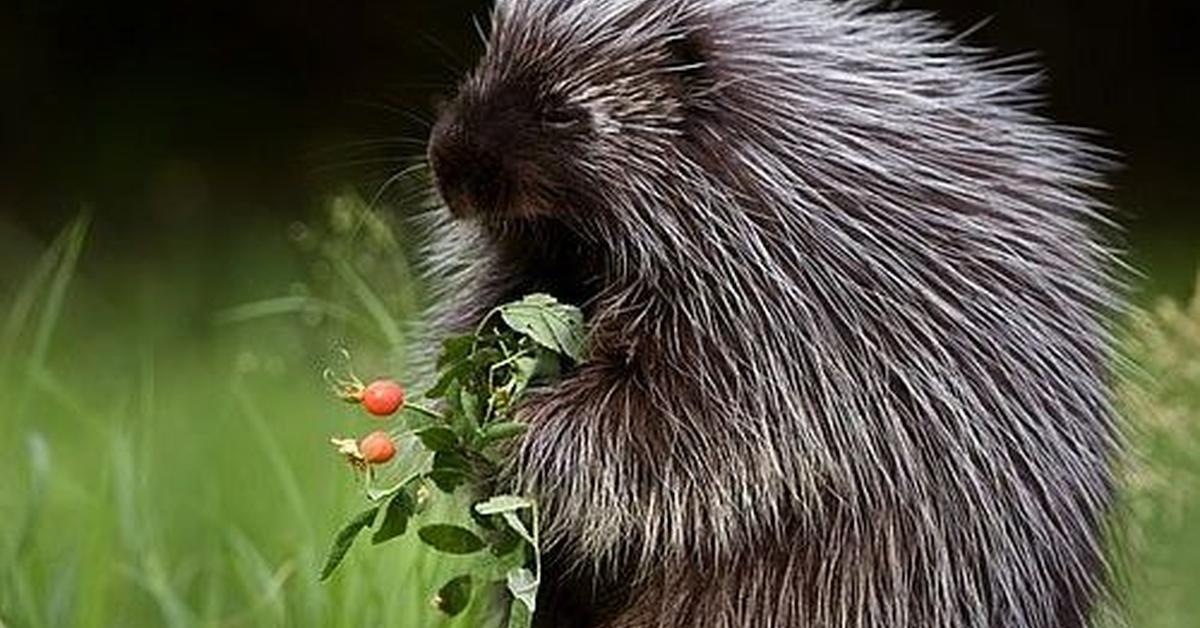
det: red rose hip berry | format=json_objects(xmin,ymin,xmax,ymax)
[
  {"xmin": 361, "ymin": 379, "xmax": 405, "ymax": 417},
  {"xmin": 360, "ymin": 431, "xmax": 397, "ymax": 465}
]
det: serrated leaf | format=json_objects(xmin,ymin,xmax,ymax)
[
  {"xmin": 418, "ymin": 524, "xmax": 486, "ymax": 555},
  {"xmin": 541, "ymin": 311, "xmax": 585, "ymax": 362},
  {"xmin": 318, "ymin": 506, "xmax": 379, "ymax": 580},
  {"xmin": 433, "ymin": 574, "xmax": 474, "ymax": 616},
  {"xmin": 498, "ymin": 300, "xmax": 580, "ymax": 360},
  {"xmin": 371, "ymin": 490, "xmax": 414, "ymax": 545},
  {"xmin": 506, "ymin": 567, "xmax": 538, "ymax": 614},
  {"xmin": 416, "ymin": 426, "xmax": 459, "ymax": 452},
  {"xmin": 516, "ymin": 294, "xmax": 557, "ymax": 306},
  {"xmin": 479, "ymin": 422, "xmax": 528, "ymax": 447},
  {"xmin": 475, "ymin": 495, "xmax": 533, "ymax": 516},
  {"xmin": 498, "ymin": 294, "xmax": 586, "ymax": 362}
]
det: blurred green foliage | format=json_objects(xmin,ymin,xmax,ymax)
[
  {"xmin": 0, "ymin": 199, "xmax": 492, "ymax": 627},
  {"xmin": 1116, "ymin": 277, "xmax": 1200, "ymax": 628}
]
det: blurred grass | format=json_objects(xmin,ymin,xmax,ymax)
[
  {"xmin": 1117, "ymin": 274, "xmax": 1200, "ymax": 628},
  {"xmin": 0, "ymin": 201, "xmax": 1198, "ymax": 627},
  {"xmin": 0, "ymin": 198, "xmax": 495, "ymax": 628}
]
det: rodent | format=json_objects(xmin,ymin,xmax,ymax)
[{"xmin": 420, "ymin": 1, "xmax": 1122, "ymax": 626}]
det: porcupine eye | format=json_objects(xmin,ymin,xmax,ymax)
[{"xmin": 540, "ymin": 96, "xmax": 590, "ymax": 133}]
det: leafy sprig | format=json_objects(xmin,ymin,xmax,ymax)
[{"xmin": 318, "ymin": 294, "xmax": 586, "ymax": 626}]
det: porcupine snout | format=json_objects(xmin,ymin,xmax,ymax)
[{"xmin": 428, "ymin": 84, "xmax": 540, "ymax": 220}]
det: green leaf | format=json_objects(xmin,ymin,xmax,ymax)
[
  {"xmin": 437, "ymin": 334, "xmax": 475, "ymax": 369},
  {"xmin": 532, "ymin": 351, "xmax": 563, "ymax": 381},
  {"xmin": 509, "ymin": 293, "xmax": 557, "ymax": 307},
  {"xmin": 418, "ymin": 524, "xmax": 486, "ymax": 555},
  {"xmin": 428, "ymin": 469, "xmax": 469, "ymax": 493},
  {"xmin": 318, "ymin": 506, "xmax": 379, "ymax": 580},
  {"xmin": 489, "ymin": 529, "xmax": 523, "ymax": 559},
  {"xmin": 500, "ymin": 512, "xmax": 536, "ymax": 546},
  {"xmin": 479, "ymin": 422, "xmax": 528, "ymax": 448},
  {"xmin": 371, "ymin": 490, "xmax": 414, "ymax": 545},
  {"xmin": 460, "ymin": 388, "xmax": 483, "ymax": 428},
  {"xmin": 471, "ymin": 346, "xmax": 505, "ymax": 371},
  {"xmin": 508, "ymin": 596, "xmax": 534, "ymax": 628},
  {"xmin": 479, "ymin": 497, "xmax": 537, "ymax": 546},
  {"xmin": 428, "ymin": 450, "xmax": 473, "ymax": 493},
  {"xmin": 470, "ymin": 502, "xmax": 499, "ymax": 531},
  {"xmin": 426, "ymin": 363, "xmax": 470, "ymax": 400},
  {"xmin": 416, "ymin": 426, "xmax": 459, "ymax": 452},
  {"xmin": 540, "ymin": 313, "xmax": 585, "ymax": 362},
  {"xmin": 445, "ymin": 379, "xmax": 464, "ymax": 414},
  {"xmin": 509, "ymin": 355, "xmax": 541, "ymax": 398},
  {"xmin": 433, "ymin": 574, "xmax": 474, "ymax": 617},
  {"xmin": 433, "ymin": 450, "xmax": 472, "ymax": 474},
  {"xmin": 399, "ymin": 405, "xmax": 440, "ymax": 431},
  {"xmin": 472, "ymin": 580, "xmax": 517, "ymax": 625},
  {"xmin": 498, "ymin": 294, "xmax": 586, "ymax": 362},
  {"xmin": 475, "ymin": 495, "xmax": 533, "ymax": 516},
  {"xmin": 506, "ymin": 567, "xmax": 538, "ymax": 614}
]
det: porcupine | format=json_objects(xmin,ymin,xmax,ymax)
[{"xmin": 419, "ymin": 0, "xmax": 1123, "ymax": 626}]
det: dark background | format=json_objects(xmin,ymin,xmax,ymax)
[{"xmin": 2, "ymin": 1, "xmax": 1197, "ymax": 296}]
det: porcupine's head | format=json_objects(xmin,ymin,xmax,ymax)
[{"xmin": 426, "ymin": 0, "xmax": 745, "ymax": 304}]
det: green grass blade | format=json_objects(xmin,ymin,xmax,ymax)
[
  {"xmin": 233, "ymin": 384, "xmax": 315, "ymax": 542},
  {"xmin": 29, "ymin": 213, "xmax": 90, "ymax": 372},
  {"xmin": 213, "ymin": 296, "xmax": 373, "ymax": 333},
  {"xmin": 226, "ymin": 528, "xmax": 290, "ymax": 626},
  {"xmin": 329, "ymin": 257, "xmax": 405, "ymax": 349},
  {"xmin": 0, "ymin": 213, "xmax": 89, "ymax": 366}
]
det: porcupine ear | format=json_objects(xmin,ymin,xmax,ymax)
[
  {"xmin": 665, "ymin": 25, "xmax": 716, "ymax": 106},
  {"xmin": 670, "ymin": 24, "xmax": 710, "ymax": 73}
]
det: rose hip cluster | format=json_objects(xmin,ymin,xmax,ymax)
[{"xmin": 333, "ymin": 378, "xmax": 405, "ymax": 465}]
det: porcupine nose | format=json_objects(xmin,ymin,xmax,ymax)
[{"xmin": 428, "ymin": 105, "xmax": 514, "ymax": 219}]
